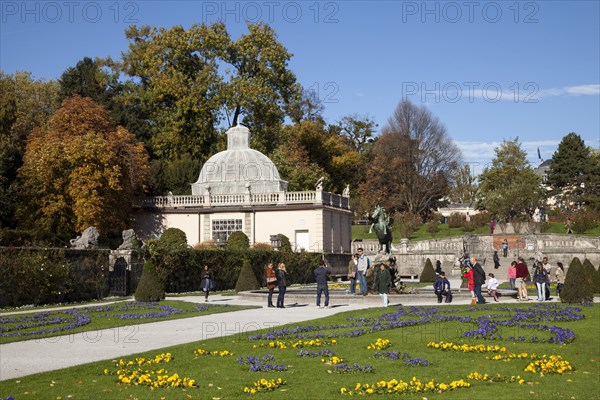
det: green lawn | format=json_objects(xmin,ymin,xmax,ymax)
[
  {"xmin": 0, "ymin": 300, "xmax": 258, "ymax": 344},
  {"xmin": 2, "ymin": 303, "xmax": 598, "ymax": 399}
]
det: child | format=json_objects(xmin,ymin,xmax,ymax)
[{"xmin": 487, "ymin": 273, "xmax": 499, "ymax": 302}]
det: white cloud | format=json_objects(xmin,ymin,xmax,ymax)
[
  {"xmin": 455, "ymin": 139, "xmax": 561, "ymax": 174},
  {"xmin": 539, "ymin": 84, "xmax": 600, "ymax": 98}
]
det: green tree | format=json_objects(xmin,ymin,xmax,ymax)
[
  {"xmin": 581, "ymin": 151, "xmax": 600, "ymax": 212},
  {"xmin": 0, "ymin": 71, "xmax": 59, "ymax": 228},
  {"xmin": 147, "ymin": 153, "xmax": 202, "ymax": 195},
  {"xmin": 361, "ymin": 100, "xmax": 462, "ymax": 219},
  {"xmin": 17, "ymin": 96, "xmax": 148, "ymax": 238},
  {"xmin": 476, "ymin": 139, "xmax": 544, "ymax": 222},
  {"xmin": 547, "ymin": 133, "xmax": 594, "ymax": 210},
  {"xmin": 223, "ymin": 22, "xmax": 302, "ymax": 154},
  {"xmin": 337, "ymin": 114, "xmax": 378, "ymax": 153},
  {"xmin": 59, "ymin": 57, "xmax": 108, "ymax": 103},
  {"xmin": 119, "ymin": 21, "xmax": 302, "ymax": 160}
]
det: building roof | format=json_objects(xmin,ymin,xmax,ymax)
[{"xmin": 191, "ymin": 125, "xmax": 288, "ymax": 195}]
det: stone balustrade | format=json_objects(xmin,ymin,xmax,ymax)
[{"xmin": 134, "ymin": 190, "xmax": 350, "ymax": 210}]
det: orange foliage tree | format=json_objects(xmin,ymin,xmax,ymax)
[{"xmin": 17, "ymin": 95, "xmax": 148, "ymax": 238}]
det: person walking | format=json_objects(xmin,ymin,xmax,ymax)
[
  {"xmin": 487, "ymin": 273, "xmax": 499, "ymax": 302},
  {"xmin": 542, "ymin": 257, "xmax": 553, "ymax": 300},
  {"xmin": 493, "ymin": 251, "xmax": 501, "ymax": 269},
  {"xmin": 515, "ymin": 257, "xmax": 530, "ymax": 301},
  {"xmin": 347, "ymin": 253, "xmax": 359, "ymax": 295},
  {"xmin": 554, "ymin": 262, "xmax": 565, "ymax": 297},
  {"xmin": 265, "ymin": 262, "xmax": 277, "ymax": 307},
  {"xmin": 377, "ymin": 263, "xmax": 391, "ymax": 307},
  {"xmin": 463, "ymin": 265, "xmax": 475, "ymax": 302},
  {"xmin": 435, "ymin": 260, "xmax": 442, "ymax": 275},
  {"xmin": 200, "ymin": 265, "xmax": 212, "ymax": 302},
  {"xmin": 314, "ymin": 260, "xmax": 331, "ymax": 308},
  {"xmin": 434, "ymin": 271, "xmax": 452, "ymax": 303},
  {"xmin": 471, "ymin": 257, "xmax": 486, "ymax": 304},
  {"xmin": 276, "ymin": 262, "xmax": 289, "ymax": 308},
  {"xmin": 502, "ymin": 239, "xmax": 509, "ymax": 257},
  {"xmin": 533, "ymin": 261, "xmax": 549, "ymax": 301},
  {"xmin": 356, "ymin": 248, "xmax": 371, "ymax": 296},
  {"xmin": 507, "ymin": 261, "xmax": 517, "ymax": 290}
]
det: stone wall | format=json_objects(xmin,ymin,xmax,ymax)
[{"xmin": 352, "ymin": 234, "xmax": 600, "ymax": 279}]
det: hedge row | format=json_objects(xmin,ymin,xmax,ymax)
[
  {"xmin": 0, "ymin": 247, "xmax": 322, "ymax": 307},
  {"xmin": 151, "ymin": 248, "xmax": 322, "ymax": 293},
  {"xmin": 0, "ymin": 248, "xmax": 110, "ymax": 307}
]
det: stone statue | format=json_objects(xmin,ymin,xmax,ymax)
[
  {"xmin": 118, "ymin": 229, "xmax": 139, "ymax": 250},
  {"xmin": 368, "ymin": 204, "xmax": 393, "ymax": 254},
  {"xmin": 315, "ymin": 176, "xmax": 325, "ymax": 191},
  {"xmin": 70, "ymin": 226, "xmax": 100, "ymax": 249},
  {"xmin": 342, "ymin": 184, "xmax": 350, "ymax": 197}
]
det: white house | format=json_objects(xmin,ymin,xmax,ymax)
[{"xmin": 131, "ymin": 125, "xmax": 352, "ymax": 253}]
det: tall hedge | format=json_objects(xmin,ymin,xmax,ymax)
[
  {"xmin": 420, "ymin": 258, "xmax": 437, "ymax": 283},
  {"xmin": 560, "ymin": 257, "xmax": 593, "ymax": 303},
  {"xmin": 234, "ymin": 258, "xmax": 261, "ymax": 292}
]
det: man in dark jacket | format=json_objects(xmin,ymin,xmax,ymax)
[
  {"xmin": 433, "ymin": 271, "xmax": 452, "ymax": 303},
  {"xmin": 471, "ymin": 257, "xmax": 486, "ymax": 304},
  {"xmin": 314, "ymin": 260, "xmax": 331, "ymax": 308}
]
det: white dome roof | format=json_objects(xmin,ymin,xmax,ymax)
[{"xmin": 191, "ymin": 125, "xmax": 288, "ymax": 195}]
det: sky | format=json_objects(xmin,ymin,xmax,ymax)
[{"xmin": 2, "ymin": 0, "xmax": 599, "ymax": 173}]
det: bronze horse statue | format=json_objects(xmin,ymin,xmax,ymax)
[{"xmin": 368, "ymin": 205, "xmax": 393, "ymax": 254}]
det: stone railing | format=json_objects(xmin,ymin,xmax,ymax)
[{"xmin": 135, "ymin": 190, "xmax": 350, "ymax": 210}]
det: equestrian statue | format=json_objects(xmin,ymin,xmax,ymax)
[{"xmin": 368, "ymin": 204, "xmax": 393, "ymax": 254}]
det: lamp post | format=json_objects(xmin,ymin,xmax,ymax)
[
  {"xmin": 215, "ymin": 232, "xmax": 227, "ymax": 248},
  {"xmin": 270, "ymin": 234, "xmax": 281, "ymax": 251}
]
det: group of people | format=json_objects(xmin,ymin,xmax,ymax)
[
  {"xmin": 507, "ymin": 256, "xmax": 565, "ymax": 301},
  {"xmin": 265, "ymin": 262, "xmax": 290, "ymax": 308},
  {"xmin": 461, "ymin": 257, "xmax": 491, "ymax": 304}
]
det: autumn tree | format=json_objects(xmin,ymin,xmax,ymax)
[
  {"xmin": 271, "ymin": 120, "xmax": 361, "ymax": 193},
  {"xmin": 0, "ymin": 71, "xmax": 59, "ymax": 228},
  {"xmin": 17, "ymin": 96, "xmax": 148, "ymax": 239},
  {"xmin": 361, "ymin": 100, "xmax": 462, "ymax": 219},
  {"xmin": 476, "ymin": 139, "xmax": 544, "ymax": 221}
]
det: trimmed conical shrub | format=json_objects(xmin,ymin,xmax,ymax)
[
  {"xmin": 560, "ymin": 257, "xmax": 593, "ymax": 303},
  {"xmin": 234, "ymin": 258, "xmax": 260, "ymax": 292},
  {"xmin": 582, "ymin": 258, "xmax": 600, "ymax": 293},
  {"xmin": 597, "ymin": 263, "xmax": 600, "ymax": 294},
  {"xmin": 420, "ymin": 258, "xmax": 437, "ymax": 283},
  {"xmin": 134, "ymin": 261, "xmax": 165, "ymax": 302}
]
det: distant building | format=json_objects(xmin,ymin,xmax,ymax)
[
  {"xmin": 131, "ymin": 125, "xmax": 352, "ymax": 253},
  {"xmin": 437, "ymin": 203, "xmax": 478, "ymax": 223},
  {"xmin": 533, "ymin": 159, "xmax": 552, "ymax": 184}
]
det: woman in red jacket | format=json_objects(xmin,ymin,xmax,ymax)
[{"xmin": 463, "ymin": 265, "xmax": 475, "ymax": 301}]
